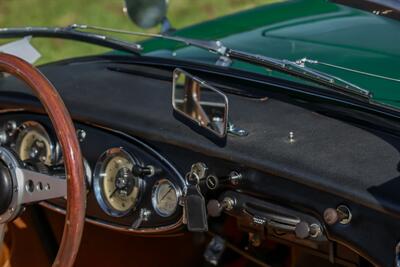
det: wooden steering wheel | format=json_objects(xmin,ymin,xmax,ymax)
[{"xmin": 0, "ymin": 53, "xmax": 86, "ymax": 267}]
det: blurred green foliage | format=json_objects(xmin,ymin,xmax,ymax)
[{"xmin": 0, "ymin": 0, "xmax": 275, "ymax": 64}]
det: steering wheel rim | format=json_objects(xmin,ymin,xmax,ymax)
[{"xmin": 0, "ymin": 53, "xmax": 86, "ymax": 267}]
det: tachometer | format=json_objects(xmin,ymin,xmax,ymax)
[
  {"xmin": 15, "ymin": 121, "xmax": 60, "ymax": 165},
  {"xmin": 93, "ymin": 148, "xmax": 143, "ymax": 217},
  {"xmin": 152, "ymin": 179, "xmax": 180, "ymax": 217}
]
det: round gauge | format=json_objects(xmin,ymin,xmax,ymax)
[
  {"xmin": 152, "ymin": 179, "xmax": 180, "ymax": 217},
  {"xmin": 93, "ymin": 148, "xmax": 142, "ymax": 217},
  {"xmin": 15, "ymin": 121, "xmax": 59, "ymax": 165}
]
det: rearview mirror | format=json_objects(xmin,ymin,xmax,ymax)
[
  {"xmin": 172, "ymin": 69, "xmax": 229, "ymax": 138},
  {"xmin": 123, "ymin": 0, "xmax": 168, "ymax": 29}
]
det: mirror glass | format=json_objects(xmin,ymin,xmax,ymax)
[
  {"xmin": 172, "ymin": 68, "xmax": 229, "ymax": 138},
  {"xmin": 124, "ymin": 0, "xmax": 168, "ymax": 29}
]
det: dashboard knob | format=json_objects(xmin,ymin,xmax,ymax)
[
  {"xmin": 295, "ymin": 221, "xmax": 322, "ymax": 239},
  {"xmin": 323, "ymin": 208, "xmax": 339, "ymax": 225},
  {"xmin": 207, "ymin": 197, "xmax": 236, "ymax": 217},
  {"xmin": 131, "ymin": 164, "xmax": 155, "ymax": 177},
  {"xmin": 207, "ymin": 199, "xmax": 224, "ymax": 217},
  {"xmin": 295, "ymin": 221, "xmax": 310, "ymax": 239},
  {"xmin": 324, "ymin": 205, "xmax": 352, "ymax": 225}
]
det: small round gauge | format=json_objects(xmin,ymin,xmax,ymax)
[
  {"xmin": 93, "ymin": 148, "xmax": 142, "ymax": 217},
  {"xmin": 15, "ymin": 121, "xmax": 59, "ymax": 165},
  {"xmin": 152, "ymin": 179, "xmax": 180, "ymax": 217}
]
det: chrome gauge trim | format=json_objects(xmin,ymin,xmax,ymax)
[
  {"xmin": 93, "ymin": 147, "xmax": 144, "ymax": 217},
  {"xmin": 151, "ymin": 179, "xmax": 181, "ymax": 217},
  {"xmin": 15, "ymin": 121, "xmax": 60, "ymax": 165}
]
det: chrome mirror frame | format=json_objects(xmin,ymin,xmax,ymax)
[{"xmin": 172, "ymin": 68, "xmax": 229, "ymax": 138}]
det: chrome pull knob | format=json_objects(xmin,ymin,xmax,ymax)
[
  {"xmin": 323, "ymin": 205, "xmax": 352, "ymax": 225},
  {"xmin": 207, "ymin": 197, "xmax": 235, "ymax": 217},
  {"xmin": 295, "ymin": 221, "xmax": 322, "ymax": 239}
]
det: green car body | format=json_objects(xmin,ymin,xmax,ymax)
[{"xmin": 140, "ymin": 0, "xmax": 400, "ymax": 108}]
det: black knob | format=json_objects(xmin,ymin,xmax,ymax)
[
  {"xmin": 207, "ymin": 199, "xmax": 224, "ymax": 217},
  {"xmin": 295, "ymin": 221, "xmax": 322, "ymax": 239},
  {"xmin": 295, "ymin": 221, "xmax": 311, "ymax": 239},
  {"xmin": 132, "ymin": 164, "xmax": 154, "ymax": 177}
]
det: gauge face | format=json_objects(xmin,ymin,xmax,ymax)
[
  {"xmin": 152, "ymin": 179, "xmax": 180, "ymax": 217},
  {"xmin": 15, "ymin": 121, "xmax": 58, "ymax": 165},
  {"xmin": 93, "ymin": 148, "xmax": 142, "ymax": 217}
]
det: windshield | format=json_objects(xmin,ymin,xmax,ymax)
[
  {"xmin": 1, "ymin": 0, "xmax": 400, "ymax": 110},
  {"xmin": 0, "ymin": 0, "xmax": 277, "ymax": 65}
]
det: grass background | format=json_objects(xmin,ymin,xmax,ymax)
[{"xmin": 0, "ymin": 0, "xmax": 275, "ymax": 64}]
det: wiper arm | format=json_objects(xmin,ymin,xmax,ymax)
[
  {"xmin": 225, "ymin": 50, "xmax": 372, "ymax": 100},
  {"xmin": 69, "ymin": 24, "xmax": 227, "ymax": 55},
  {"xmin": 0, "ymin": 26, "xmax": 142, "ymax": 55},
  {"xmin": 71, "ymin": 24, "xmax": 372, "ymax": 102}
]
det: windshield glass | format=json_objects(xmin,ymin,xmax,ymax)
[
  {"xmin": 1, "ymin": 0, "xmax": 400, "ymax": 110},
  {"xmin": 0, "ymin": 0, "xmax": 277, "ymax": 64}
]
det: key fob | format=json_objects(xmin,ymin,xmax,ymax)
[{"xmin": 184, "ymin": 184, "xmax": 208, "ymax": 232}]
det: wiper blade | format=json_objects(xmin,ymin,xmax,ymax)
[
  {"xmin": 225, "ymin": 50, "xmax": 372, "ymax": 100},
  {"xmin": 71, "ymin": 24, "xmax": 372, "ymax": 102},
  {"xmin": 0, "ymin": 26, "xmax": 142, "ymax": 55}
]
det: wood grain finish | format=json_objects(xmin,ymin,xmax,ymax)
[{"xmin": 0, "ymin": 53, "xmax": 86, "ymax": 267}]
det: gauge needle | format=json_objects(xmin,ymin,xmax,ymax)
[
  {"xmin": 160, "ymin": 187, "xmax": 173, "ymax": 201},
  {"xmin": 109, "ymin": 188, "xmax": 119, "ymax": 199}
]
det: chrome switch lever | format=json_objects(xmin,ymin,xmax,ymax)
[{"xmin": 131, "ymin": 208, "xmax": 151, "ymax": 229}]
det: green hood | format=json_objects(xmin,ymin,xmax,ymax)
[{"xmin": 142, "ymin": 0, "xmax": 400, "ymax": 108}]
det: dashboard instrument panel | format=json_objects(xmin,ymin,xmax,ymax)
[{"xmin": 0, "ymin": 113, "xmax": 186, "ymax": 234}]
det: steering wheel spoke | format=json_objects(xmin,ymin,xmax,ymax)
[{"xmin": 18, "ymin": 168, "xmax": 66, "ymax": 204}]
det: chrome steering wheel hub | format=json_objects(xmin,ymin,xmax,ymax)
[{"xmin": 0, "ymin": 146, "xmax": 66, "ymax": 224}]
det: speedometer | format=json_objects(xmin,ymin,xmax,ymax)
[
  {"xmin": 15, "ymin": 121, "xmax": 60, "ymax": 165},
  {"xmin": 93, "ymin": 148, "xmax": 143, "ymax": 217}
]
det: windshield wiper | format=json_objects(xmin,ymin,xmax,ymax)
[
  {"xmin": 226, "ymin": 50, "xmax": 372, "ymax": 100},
  {"xmin": 0, "ymin": 24, "xmax": 372, "ymax": 102},
  {"xmin": 0, "ymin": 26, "xmax": 142, "ymax": 55},
  {"xmin": 70, "ymin": 24, "xmax": 372, "ymax": 102}
]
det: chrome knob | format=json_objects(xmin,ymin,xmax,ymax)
[{"xmin": 207, "ymin": 197, "xmax": 235, "ymax": 217}]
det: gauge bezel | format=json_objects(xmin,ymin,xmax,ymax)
[
  {"xmin": 151, "ymin": 178, "xmax": 181, "ymax": 217},
  {"xmin": 93, "ymin": 147, "xmax": 144, "ymax": 217},
  {"xmin": 15, "ymin": 121, "xmax": 61, "ymax": 165}
]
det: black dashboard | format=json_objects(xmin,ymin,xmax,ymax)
[{"xmin": 1, "ymin": 54, "xmax": 400, "ymax": 266}]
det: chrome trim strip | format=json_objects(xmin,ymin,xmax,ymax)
[{"xmin": 40, "ymin": 201, "xmax": 184, "ymax": 235}]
